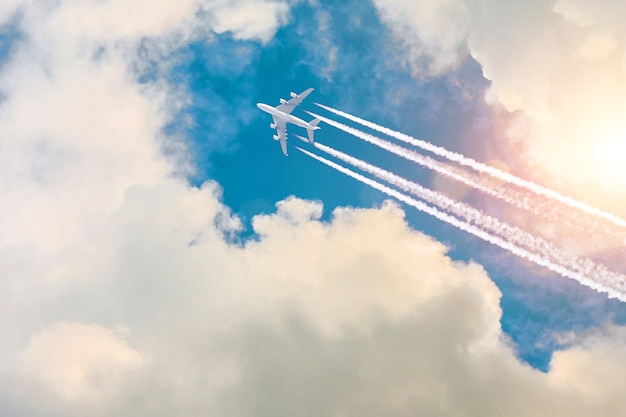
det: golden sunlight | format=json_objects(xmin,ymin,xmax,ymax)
[{"xmin": 591, "ymin": 128, "xmax": 626, "ymax": 186}]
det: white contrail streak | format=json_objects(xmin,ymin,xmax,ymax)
[
  {"xmin": 310, "ymin": 141, "xmax": 626, "ymax": 291},
  {"xmin": 305, "ymin": 113, "xmax": 626, "ymax": 243},
  {"xmin": 314, "ymin": 102, "xmax": 626, "ymax": 229},
  {"xmin": 296, "ymin": 146, "xmax": 626, "ymax": 301},
  {"xmin": 303, "ymin": 112, "xmax": 533, "ymax": 211}
]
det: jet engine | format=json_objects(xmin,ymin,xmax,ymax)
[
  {"xmin": 273, "ymin": 135, "xmax": 280, "ymax": 141},
  {"xmin": 270, "ymin": 123, "xmax": 276, "ymax": 129},
  {"xmin": 279, "ymin": 98, "xmax": 287, "ymax": 104},
  {"xmin": 290, "ymin": 92, "xmax": 298, "ymax": 98}
]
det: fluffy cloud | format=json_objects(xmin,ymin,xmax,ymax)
[
  {"xmin": 373, "ymin": 0, "xmax": 626, "ymax": 214},
  {"xmin": 0, "ymin": 0, "xmax": 288, "ymax": 409},
  {"xmin": 468, "ymin": 0, "xmax": 626, "ymax": 200},
  {"xmin": 19, "ymin": 322, "xmax": 144, "ymax": 403},
  {"xmin": 0, "ymin": 0, "xmax": 289, "ymax": 257},
  {"xmin": 0, "ymin": 0, "xmax": 288, "ymax": 43},
  {"xmin": 210, "ymin": 0, "xmax": 289, "ymax": 42},
  {"xmin": 373, "ymin": 0, "xmax": 470, "ymax": 75},
  {"xmin": 5, "ymin": 188, "xmax": 626, "ymax": 415}
]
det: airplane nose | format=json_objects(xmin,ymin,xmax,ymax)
[{"xmin": 256, "ymin": 103, "xmax": 262, "ymax": 109}]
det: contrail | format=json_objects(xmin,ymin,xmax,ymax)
[
  {"xmin": 314, "ymin": 102, "xmax": 626, "ymax": 229},
  {"xmin": 304, "ymin": 114, "xmax": 626, "ymax": 244},
  {"xmin": 310, "ymin": 141, "xmax": 626, "ymax": 290},
  {"xmin": 296, "ymin": 146, "xmax": 626, "ymax": 301},
  {"xmin": 303, "ymin": 112, "xmax": 534, "ymax": 211}
]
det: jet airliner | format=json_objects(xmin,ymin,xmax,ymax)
[{"xmin": 257, "ymin": 88, "xmax": 320, "ymax": 156}]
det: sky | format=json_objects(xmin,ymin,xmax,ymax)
[{"xmin": 1, "ymin": 0, "xmax": 626, "ymax": 415}]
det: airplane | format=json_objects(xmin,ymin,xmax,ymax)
[{"xmin": 256, "ymin": 88, "xmax": 321, "ymax": 156}]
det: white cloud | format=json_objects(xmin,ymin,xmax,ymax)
[
  {"xmin": 211, "ymin": 0, "xmax": 290, "ymax": 42},
  {"xmin": 0, "ymin": 0, "xmax": 289, "ymax": 43},
  {"xmin": 44, "ymin": 0, "xmax": 199, "ymax": 43},
  {"xmin": 373, "ymin": 0, "xmax": 470, "ymax": 75},
  {"xmin": 575, "ymin": 32, "xmax": 618, "ymax": 59},
  {"xmin": 373, "ymin": 0, "xmax": 626, "ymax": 215},
  {"xmin": 4, "ymin": 187, "xmax": 626, "ymax": 415},
  {"xmin": 0, "ymin": 52, "xmax": 169, "ymax": 254},
  {"xmin": 0, "ymin": 0, "xmax": 289, "ymax": 405},
  {"xmin": 0, "ymin": 0, "xmax": 21, "ymax": 21},
  {"xmin": 0, "ymin": 0, "xmax": 289, "ymax": 258},
  {"xmin": 466, "ymin": 0, "xmax": 626, "ymax": 201},
  {"xmin": 20, "ymin": 322, "xmax": 144, "ymax": 403}
]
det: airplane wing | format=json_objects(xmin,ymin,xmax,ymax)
[
  {"xmin": 273, "ymin": 116, "xmax": 289, "ymax": 156},
  {"xmin": 276, "ymin": 88, "xmax": 314, "ymax": 114}
]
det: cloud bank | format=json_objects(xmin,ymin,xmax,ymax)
[
  {"xmin": 6, "ymin": 186, "xmax": 626, "ymax": 415},
  {"xmin": 373, "ymin": 0, "xmax": 626, "ymax": 213},
  {"xmin": 2, "ymin": 1, "xmax": 626, "ymax": 416}
]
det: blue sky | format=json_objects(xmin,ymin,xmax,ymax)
[{"xmin": 2, "ymin": 0, "xmax": 626, "ymax": 415}]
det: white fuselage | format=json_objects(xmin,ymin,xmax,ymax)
[{"xmin": 256, "ymin": 103, "xmax": 316, "ymax": 129}]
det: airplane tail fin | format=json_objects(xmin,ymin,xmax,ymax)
[{"xmin": 307, "ymin": 118, "xmax": 321, "ymax": 143}]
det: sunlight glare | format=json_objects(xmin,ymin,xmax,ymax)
[{"xmin": 592, "ymin": 128, "xmax": 626, "ymax": 186}]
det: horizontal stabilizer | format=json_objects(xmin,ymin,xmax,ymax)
[{"xmin": 309, "ymin": 118, "xmax": 321, "ymax": 129}]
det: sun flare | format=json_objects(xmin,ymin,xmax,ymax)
[{"xmin": 591, "ymin": 128, "xmax": 626, "ymax": 186}]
